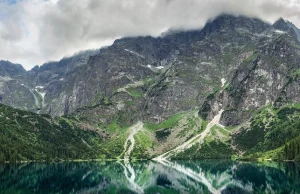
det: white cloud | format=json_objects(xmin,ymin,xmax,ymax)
[{"xmin": 0, "ymin": 0, "xmax": 300, "ymax": 70}]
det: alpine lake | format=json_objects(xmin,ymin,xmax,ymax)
[{"xmin": 0, "ymin": 160, "xmax": 299, "ymax": 194}]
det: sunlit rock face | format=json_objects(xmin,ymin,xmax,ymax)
[{"xmin": 0, "ymin": 14, "xmax": 299, "ymax": 123}]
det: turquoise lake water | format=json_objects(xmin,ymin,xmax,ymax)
[{"xmin": 0, "ymin": 160, "xmax": 299, "ymax": 193}]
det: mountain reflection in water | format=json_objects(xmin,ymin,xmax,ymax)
[{"xmin": 0, "ymin": 160, "xmax": 299, "ymax": 194}]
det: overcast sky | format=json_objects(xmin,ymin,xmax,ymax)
[{"xmin": 0, "ymin": 0, "xmax": 300, "ymax": 70}]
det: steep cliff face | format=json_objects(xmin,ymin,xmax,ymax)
[
  {"xmin": 200, "ymin": 21, "xmax": 300, "ymax": 126},
  {"xmin": 0, "ymin": 60, "xmax": 37, "ymax": 111},
  {"xmin": 0, "ymin": 60, "xmax": 25, "ymax": 77},
  {"xmin": 142, "ymin": 15, "xmax": 274, "ymax": 122},
  {"xmin": 0, "ymin": 51, "xmax": 101, "ymax": 112}
]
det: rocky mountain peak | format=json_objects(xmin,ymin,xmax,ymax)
[
  {"xmin": 202, "ymin": 14, "xmax": 271, "ymax": 34},
  {"xmin": 273, "ymin": 18, "xmax": 299, "ymax": 41},
  {"xmin": 29, "ymin": 65, "xmax": 40, "ymax": 72},
  {"xmin": 0, "ymin": 60, "xmax": 26, "ymax": 77},
  {"xmin": 273, "ymin": 17, "xmax": 290, "ymax": 31}
]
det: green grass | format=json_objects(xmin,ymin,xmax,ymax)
[
  {"xmin": 132, "ymin": 131, "xmax": 155, "ymax": 159},
  {"xmin": 294, "ymin": 103, "xmax": 300, "ymax": 109},
  {"xmin": 218, "ymin": 127, "xmax": 230, "ymax": 136},
  {"xmin": 201, "ymin": 119, "xmax": 208, "ymax": 131},
  {"xmin": 224, "ymin": 126, "xmax": 236, "ymax": 132},
  {"xmin": 105, "ymin": 133, "xmax": 128, "ymax": 159},
  {"xmin": 144, "ymin": 113, "xmax": 184, "ymax": 131},
  {"xmin": 210, "ymin": 126, "xmax": 217, "ymax": 136},
  {"xmin": 291, "ymin": 69, "xmax": 300, "ymax": 76},
  {"xmin": 207, "ymin": 125, "xmax": 230, "ymax": 142},
  {"xmin": 282, "ymin": 102, "xmax": 300, "ymax": 110},
  {"xmin": 143, "ymin": 77, "xmax": 156, "ymax": 86},
  {"xmin": 242, "ymin": 147, "xmax": 283, "ymax": 161},
  {"xmin": 244, "ymin": 52, "xmax": 259, "ymax": 62},
  {"xmin": 108, "ymin": 119, "xmax": 118, "ymax": 133},
  {"xmin": 105, "ymin": 114, "xmax": 131, "ymax": 134},
  {"xmin": 125, "ymin": 87, "xmax": 144, "ymax": 98}
]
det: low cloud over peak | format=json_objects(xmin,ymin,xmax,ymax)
[{"xmin": 1, "ymin": 0, "xmax": 300, "ymax": 70}]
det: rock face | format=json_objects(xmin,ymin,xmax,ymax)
[
  {"xmin": 286, "ymin": 20, "xmax": 300, "ymax": 41},
  {"xmin": 273, "ymin": 18, "xmax": 291, "ymax": 31},
  {"xmin": 0, "ymin": 60, "xmax": 25, "ymax": 77},
  {"xmin": 0, "ymin": 60, "xmax": 36, "ymax": 110},
  {"xmin": 200, "ymin": 21, "xmax": 300, "ymax": 126},
  {"xmin": 0, "ymin": 14, "xmax": 299, "ymax": 124}
]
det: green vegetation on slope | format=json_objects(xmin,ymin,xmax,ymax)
[
  {"xmin": 144, "ymin": 113, "xmax": 184, "ymax": 131},
  {"xmin": 0, "ymin": 104, "xmax": 106, "ymax": 162},
  {"xmin": 172, "ymin": 104, "xmax": 300, "ymax": 161},
  {"xmin": 1, "ymin": 99, "xmax": 300, "ymax": 163},
  {"xmin": 125, "ymin": 87, "xmax": 144, "ymax": 98},
  {"xmin": 132, "ymin": 130, "xmax": 156, "ymax": 159},
  {"xmin": 283, "ymin": 137, "xmax": 300, "ymax": 161},
  {"xmin": 172, "ymin": 124, "xmax": 234, "ymax": 160},
  {"xmin": 173, "ymin": 140, "xmax": 233, "ymax": 160},
  {"xmin": 233, "ymin": 104, "xmax": 300, "ymax": 161}
]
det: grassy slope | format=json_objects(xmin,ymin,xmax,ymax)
[
  {"xmin": 171, "ymin": 104, "xmax": 300, "ymax": 161},
  {"xmin": 0, "ymin": 96, "xmax": 205, "ymax": 162},
  {"xmin": 134, "ymin": 110, "xmax": 205, "ymax": 159},
  {"xmin": 1, "ymin": 100, "xmax": 300, "ymax": 162},
  {"xmin": 144, "ymin": 113, "xmax": 184, "ymax": 131},
  {"xmin": 172, "ymin": 125, "xmax": 235, "ymax": 160}
]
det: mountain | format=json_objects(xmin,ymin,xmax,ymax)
[
  {"xmin": 0, "ymin": 60, "xmax": 25, "ymax": 77},
  {"xmin": 0, "ymin": 14, "xmax": 300, "ymax": 162},
  {"xmin": 286, "ymin": 20, "xmax": 300, "ymax": 41}
]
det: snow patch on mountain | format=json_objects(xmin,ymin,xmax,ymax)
[
  {"xmin": 124, "ymin": 49, "xmax": 145, "ymax": 58},
  {"xmin": 275, "ymin": 30, "xmax": 286, "ymax": 34},
  {"xmin": 156, "ymin": 66, "xmax": 164, "ymax": 69},
  {"xmin": 221, "ymin": 78, "xmax": 226, "ymax": 87}
]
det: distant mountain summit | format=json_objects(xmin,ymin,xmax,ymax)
[
  {"xmin": 273, "ymin": 17, "xmax": 291, "ymax": 31},
  {"xmin": 0, "ymin": 60, "xmax": 25, "ymax": 77}
]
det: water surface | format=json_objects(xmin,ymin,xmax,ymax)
[{"xmin": 0, "ymin": 160, "xmax": 299, "ymax": 194}]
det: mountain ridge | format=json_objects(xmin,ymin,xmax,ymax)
[{"xmin": 0, "ymin": 14, "xmax": 300, "ymax": 162}]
